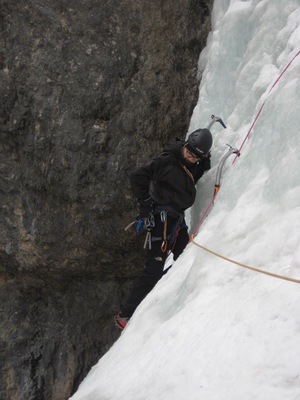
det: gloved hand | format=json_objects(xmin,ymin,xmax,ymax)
[{"xmin": 202, "ymin": 151, "xmax": 211, "ymax": 172}]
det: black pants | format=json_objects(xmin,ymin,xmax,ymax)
[{"xmin": 121, "ymin": 214, "xmax": 189, "ymax": 318}]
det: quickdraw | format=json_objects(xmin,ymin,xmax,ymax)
[
  {"xmin": 125, "ymin": 208, "xmax": 184, "ymax": 252},
  {"xmin": 160, "ymin": 210, "xmax": 168, "ymax": 252},
  {"xmin": 143, "ymin": 213, "xmax": 155, "ymax": 249},
  {"xmin": 143, "ymin": 231, "xmax": 152, "ymax": 250}
]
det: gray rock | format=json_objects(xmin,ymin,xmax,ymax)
[{"xmin": 0, "ymin": 0, "xmax": 213, "ymax": 398}]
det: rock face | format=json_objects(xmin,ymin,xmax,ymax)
[{"xmin": 0, "ymin": 0, "xmax": 213, "ymax": 398}]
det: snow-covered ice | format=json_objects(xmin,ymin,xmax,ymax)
[{"xmin": 71, "ymin": 0, "xmax": 300, "ymax": 399}]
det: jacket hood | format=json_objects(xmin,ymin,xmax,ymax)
[{"xmin": 162, "ymin": 138, "xmax": 185, "ymax": 160}]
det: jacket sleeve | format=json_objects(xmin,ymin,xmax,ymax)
[{"xmin": 130, "ymin": 157, "xmax": 162, "ymax": 201}]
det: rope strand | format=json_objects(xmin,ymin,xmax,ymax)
[
  {"xmin": 232, "ymin": 50, "xmax": 300, "ymax": 163},
  {"xmin": 189, "ymin": 51, "xmax": 300, "ymax": 286},
  {"xmin": 191, "ymin": 238, "xmax": 300, "ymax": 284}
]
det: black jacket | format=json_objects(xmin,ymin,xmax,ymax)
[{"xmin": 130, "ymin": 139, "xmax": 211, "ymax": 213}]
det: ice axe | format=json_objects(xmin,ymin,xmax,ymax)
[
  {"xmin": 214, "ymin": 144, "xmax": 239, "ymax": 195},
  {"xmin": 207, "ymin": 115, "xmax": 227, "ymax": 130}
]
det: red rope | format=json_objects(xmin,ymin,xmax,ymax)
[
  {"xmin": 268, "ymin": 50, "xmax": 300, "ymax": 93},
  {"xmin": 232, "ymin": 50, "xmax": 300, "ymax": 163},
  {"xmin": 191, "ymin": 50, "xmax": 300, "ymax": 238},
  {"xmin": 232, "ymin": 101, "xmax": 266, "ymax": 164},
  {"xmin": 189, "ymin": 191, "xmax": 218, "ymax": 240}
]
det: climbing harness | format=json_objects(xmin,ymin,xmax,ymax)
[
  {"xmin": 191, "ymin": 238, "xmax": 300, "ymax": 285},
  {"xmin": 153, "ymin": 209, "xmax": 184, "ymax": 253},
  {"xmin": 125, "ymin": 208, "xmax": 183, "ymax": 252}
]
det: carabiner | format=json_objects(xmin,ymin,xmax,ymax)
[{"xmin": 161, "ymin": 240, "xmax": 168, "ymax": 253}]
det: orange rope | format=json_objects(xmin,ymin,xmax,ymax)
[
  {"xmin": 191, "ymin": 237, "xmax": 300, "ymax": 284},
  {"xmin": 179, "ymin": 162, "xmax": 195, "ymax": 184}
]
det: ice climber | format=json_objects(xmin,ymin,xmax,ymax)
[{"xmin": 114, "ymin": 128, "xmax": 213, "ymax": 330}]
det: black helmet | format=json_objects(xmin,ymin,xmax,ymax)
[{"xmin": 185, "ymin": 128, "xmax": 213, "ymax": 157}]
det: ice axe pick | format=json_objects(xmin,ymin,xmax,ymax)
[{"xmin": 207, "ymin": 115, "xmax": 227, "ymax": 130}]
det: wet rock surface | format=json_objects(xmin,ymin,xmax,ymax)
[{"xmin": 0, "ymin": 0, "xmax": 213, "ymax": 398}]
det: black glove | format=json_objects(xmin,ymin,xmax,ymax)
[
  {"xmin": 202, "ymin": 151, "xmax": 211, "ymax": 172},
  {"xmin": 139, "ymin": 197, "xmax": 154, "ymax": 218}
]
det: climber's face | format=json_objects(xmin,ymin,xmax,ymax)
[{"xmin": 183, "ymin": 146, "xmax": 200, "ymax": 164}]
